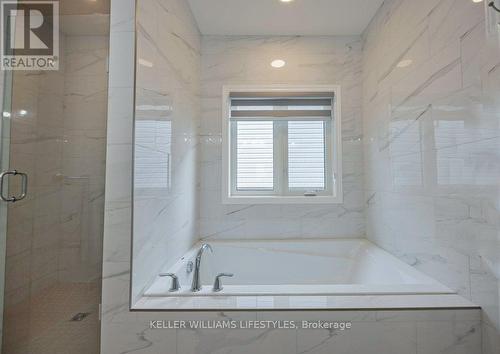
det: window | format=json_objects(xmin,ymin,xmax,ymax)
[{"xmin": 222, "ymin": 86, "xmax": 342, "ymax": 204}]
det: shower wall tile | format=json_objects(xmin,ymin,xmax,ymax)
[
  {"xmin": 199, "ymin": 36, "xmax": 365, "ymax": 240},
  {"xmin": 3, "ymin": 43, "xmax": 66, "ymax": 309},
  {"xmin": 362, "ymin": 0, "xmax": 500, "ymax": 352},
  {"xmin": 59, "ymin": 33, "xmax": 109, "ymax": 283}
]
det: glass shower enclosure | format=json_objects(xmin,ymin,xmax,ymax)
[{"xmin": 0, "ymin": 1, "xmax": 110, "ymax": 353}]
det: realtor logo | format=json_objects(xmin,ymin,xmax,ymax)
[{"xmin": 1, "ymin": 0, "xmax": 59, "ymax": 70}]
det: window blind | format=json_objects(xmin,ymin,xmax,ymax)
[
  {"xmin": 230, "ymin": 92, "xmax": 334, "ymax": 121},
  {"xmin": 236, "ymin": 121, "xmax": 274, "ymax": 190},
  {"xmin": 288, "ymin": 121, "xmax": 326, "ymax": 190}
]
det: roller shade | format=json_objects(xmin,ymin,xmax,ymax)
[{"xmin": 230, "ymin": 92, "xmax": 334, "ymax": 121}]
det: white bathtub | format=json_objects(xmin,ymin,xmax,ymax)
[{"xmin": 144, "ymin": 239, "xmax": 453, "ymax": 297}]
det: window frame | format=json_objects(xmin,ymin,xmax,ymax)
[{"xmin": 222, "ymin": 85, "xmax": 343, "ymax": 205}]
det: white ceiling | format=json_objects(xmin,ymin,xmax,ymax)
[{"xmin": 187, "ymin": 0, "xmax": 384, "ymax": 36}]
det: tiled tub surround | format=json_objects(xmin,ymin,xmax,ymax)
[
  {"xmin": 361, "ymin": 0, "xmax": 500, "ymax": 352},
  {"xmin": 103, "ymin": 308, "xmax": 482, "ymax": 354},
  {"xmin": 131, "ymin": 0, "xmax": 201, "ymax": 303},
  {"xmin": 199, "ymin": 36, "xmax": 365, "ymax": 240},
  {"xmin": 102, "ymin": 1, "xmax": 493, "ymax": 354}
]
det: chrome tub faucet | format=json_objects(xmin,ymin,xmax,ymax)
[{"xmin": 191, "ymin": 243, "xmax": 213, "ymax": 292}]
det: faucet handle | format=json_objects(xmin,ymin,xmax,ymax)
[
  {"xmin": 213, "ymin": 273, "xmax": 233, "ymax": 292},
  {"xmin": 159, "ymin": 273, "xmax": 180, "ymax": 292}
]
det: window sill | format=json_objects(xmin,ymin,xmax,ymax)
[{"xmin": 222, "ymin": 195, "xmax": 343, "ymax": 205}]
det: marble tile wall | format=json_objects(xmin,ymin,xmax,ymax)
[
  {"xmin": 199, "ymin": 36, "xmax": 365, "ymax": 240},
  {"xmin": 59, "ymin": 33, "xmax": 109, "ymax": 283},
  {"xmin": 103, "ymin": 305, "xmax": 482, "ymax": 354},
  {"xmin": 102, "ymin": 0, "xmax": 495, "ymax": 353},
  {"xmin": 361, "ymin": 0, "xmax": 500, "ymax": 352},
  {"xmin": 131, "ymin": 0, "xmax": 201, "ymax": 303}
]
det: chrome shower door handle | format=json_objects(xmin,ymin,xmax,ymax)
[{"xmin": 0, "ymin": 170, "xmax": 28, "ymax": 203}]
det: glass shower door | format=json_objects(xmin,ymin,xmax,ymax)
[
  {"xmin": 0, "ymin": 1, "xmax": 110, "ymax": 353},
  {"xmin": 0, "ymin": 67, "xmax": 13, "ymax": 352}
]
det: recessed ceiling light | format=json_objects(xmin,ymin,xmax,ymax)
[
  {"xmin": 19, "ymin": 109, "xmax": 27, "ymax": 116},
  {"xmin": 271, "ymin": 59, "xmax": 286, "ymax": 68},
  {"xmin": 2, "ymin": 112, "xmax": 11, "ymax": 118},
  {"xmin": 280, "ymin": 0, "xmax": 294, "ymax": 2},
  {"xmin": 397, "ymin": 59, "xmax": 413, "ymax": 68},
  {"xmin": 472, "ymin": 0, "xmax": 483, "ymax": 3}
]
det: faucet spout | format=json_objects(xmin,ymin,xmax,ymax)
[{"xmin": 191, "ymin": 244, "xmax": 213, "ymax": 292}]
